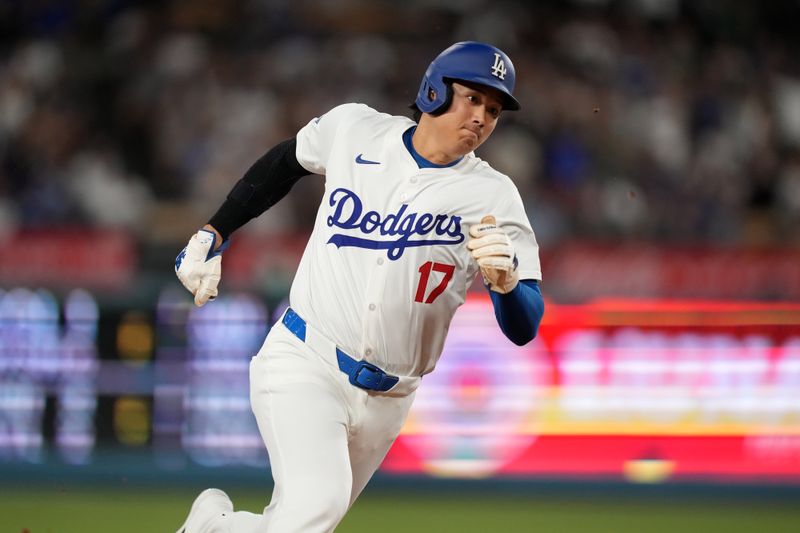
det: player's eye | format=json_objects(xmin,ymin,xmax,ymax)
[{"xmin": 488, "ymin": 107, "xmax": 501, "ymax": 119}]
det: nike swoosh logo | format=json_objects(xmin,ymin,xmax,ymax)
[{"xmin": 355, "ymin": 154, "xmax": 381, "ymax": 165}]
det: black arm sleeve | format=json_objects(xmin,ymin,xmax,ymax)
[{"xmin": 207, "ymin": 137, "xmax": 311, "ymax": 239}]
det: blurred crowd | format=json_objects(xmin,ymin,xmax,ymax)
[{"xmin": 2, "ymin": 0, "xmax": 800, "ymax": 247}]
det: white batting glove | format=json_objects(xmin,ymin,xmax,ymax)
[
  {"xmin": 467, "ymin": 215, "xmax": 519, "ymax": 294},
  {"xmin": 175, "ymin": 229, "xmax": 228, "ymax": 307}
]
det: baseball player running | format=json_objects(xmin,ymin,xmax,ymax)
[{"xmin": 174, "ymin": 41, "xmax": 544, "ymax": 532}]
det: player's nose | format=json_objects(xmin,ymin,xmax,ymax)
[{"xmin": 471, "ymin": 107, "xmax": 485, "ymax": 126}]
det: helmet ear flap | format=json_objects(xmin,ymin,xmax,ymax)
[
  {"xmin": 428, "ymin": 82, "xmax": 453, "ymax": 116},
  {"xmin": 416, "ymin": 75, "xmax": 451, "ymax": 114}
]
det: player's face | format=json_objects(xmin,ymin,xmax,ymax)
[{"xmin": 440, "ymin": 81, "xmax": 503, "ymax": 156}]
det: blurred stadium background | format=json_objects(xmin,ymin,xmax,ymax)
[{"xmin": 2, "ymin": 0, "xmax": 800, "ymax": 531}]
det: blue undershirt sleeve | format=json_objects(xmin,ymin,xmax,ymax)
[{"xmin": 488, "ymin": 279, "xmax": 544, "ymax": 346}]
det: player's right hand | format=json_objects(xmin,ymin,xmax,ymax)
[
  {"xmin": 175, "ymin": 229, "xmax": 228, "ymax": 307},
  {"xmin": 467, "ymin": 215, "xmax": 519, "ymax": 294}
]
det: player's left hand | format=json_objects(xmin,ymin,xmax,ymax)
[
  {"xmin": 467, "ymin": 215, "xmax": 519, "ymax": 294},
  {"xmin": 175, "ymin": 228, "xmax": 228, "ymax": 307}
]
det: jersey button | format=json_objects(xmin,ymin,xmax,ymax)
[
  {"xmin": 365, "ymin": 348, "xmax": 373, "ymax": 356},
  {"xmin": 368, "ymin": 303, "xmax": 376, "ymax": 311},
  {"xmin": 377, "ymin": 258, "xmax": 384, "ymax": 265},
  {"xmin": 410, "ymin": 177, "xmax": 418, "ymax": 183}
]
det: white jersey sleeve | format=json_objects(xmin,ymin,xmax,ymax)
[{"xmin": 295, "ymin": 103, "xmax": 372, "ymax": 175}]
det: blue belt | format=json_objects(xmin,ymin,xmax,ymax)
[{"xmin": 282, "ymin": 308, "xmax": 400, "ymax": 392}]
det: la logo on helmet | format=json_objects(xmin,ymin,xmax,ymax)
[{"xmin": 491, "ymin": 53, "xmax": 507, "ymax": 80}]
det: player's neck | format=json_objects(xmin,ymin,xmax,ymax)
[{"xmin": 411, "ymin": 120, "xmax": 462, "ymax": 165}]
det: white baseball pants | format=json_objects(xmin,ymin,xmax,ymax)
[{"xmin": 221, "ymin": 320, "xmax": 417, "ymax": 532}]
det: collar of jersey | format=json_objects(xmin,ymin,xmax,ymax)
[{"xmin": 402, "ymin": 126, "xmax": 463, "ymax": 169}]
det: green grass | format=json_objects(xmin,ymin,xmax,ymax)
[{"xmin": 3, "ymin": 486, "xmax": 799, "ymax": 533}]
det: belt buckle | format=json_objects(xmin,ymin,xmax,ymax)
[{"xmin": 349, "ymin": 360, "xmax": 384, "ymax": 390}]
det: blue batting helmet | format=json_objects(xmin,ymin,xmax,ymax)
[{"xmin": 415, "ymin": 41, "xmax": 521, "ymax": 115}]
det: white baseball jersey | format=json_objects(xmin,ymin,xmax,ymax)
[{"xmin": 292, "ymin": 103, "xmax": 541, "ymax": 377}]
